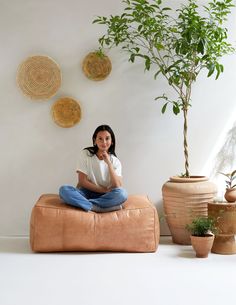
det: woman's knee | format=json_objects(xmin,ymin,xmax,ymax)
[
  {"xmin": 59, "ymin": 185, "xmax": 74, "ymax": 198},
  {"xmin": 115, "ymin": 187, "xmax": 128, "ymax": 203}
]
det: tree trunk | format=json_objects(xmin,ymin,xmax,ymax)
[{"xmin": 183, "ymin": 108, "xmax": 189, "ymax": 177}]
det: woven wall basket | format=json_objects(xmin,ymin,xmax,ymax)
[
  {"xmin": 17, "ymin": 55, "xmax": 61, "ymax": 100},
  {"xmin": 82, "ymin": 52, "xmax": 112, "ymax": 81},
  {"xmin": 51, "ymin": 97, "xmax": 82, "ymax": 128}
]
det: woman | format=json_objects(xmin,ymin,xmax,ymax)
[{"xmin": 59, "ymin": 125, "xmax": 128, "ymax": 212}]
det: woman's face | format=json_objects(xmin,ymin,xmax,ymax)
[{"xmin": 94, "ymin": 130, "xmax": 112, "ymax": 152}]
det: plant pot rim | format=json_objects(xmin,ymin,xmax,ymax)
[
  {"xmin": 191, "ymin": 233, "xmax": 214, "ymax": 238},
  {"xmin": 209, "ymin": 202, "xmax": 236, "ymax": 207},
  {"xmin": 169, "ymin": 176, "xmax": 208, "ymax": 183}
]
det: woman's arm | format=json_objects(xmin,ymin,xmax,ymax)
[
  {"xmin": 78, "ymin": 171, "xmax": 110, "ymax": 193},
  {"xmin": 101, "ymin": 151, "xmax": 122, "ymax": 188}
]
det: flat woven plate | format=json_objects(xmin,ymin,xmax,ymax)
[
  {"xmin": 82, "ymin": 52, "xmax": 112, "ymax": 81},
  {"xmin": 17, "ymin": 55, "xmax": 61, "ymax": 99},
  {"xmin": 51, "ymin": 97, "xmax": 82, "ymax": 128}
]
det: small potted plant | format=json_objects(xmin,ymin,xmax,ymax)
[
  {"xmin": 219, "ymin": 170, "xmax": 236, "ymax": 202},
  {"xmin": 186, "ymin": 216, "xmax": 216, "ymax": 258}
]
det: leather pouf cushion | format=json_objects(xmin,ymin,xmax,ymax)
[{"xmin": 30, "ymin": 194, "xmax": 160, "ymax": 252}]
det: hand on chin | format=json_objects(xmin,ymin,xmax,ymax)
[{"xmin": 100, "ymin": 150, "xmax": 109, "ymax": 162}]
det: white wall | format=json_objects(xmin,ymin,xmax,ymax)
[{"xmin": 0, "ymin": 0, "xmax": 236, "ymax": 236}]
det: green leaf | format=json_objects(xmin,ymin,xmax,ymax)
[
  {"xmin": 156, "ymin": 43, "xmax": 164, "ymax": 50},
  {"xmin": 162, "ymin": 7, "xmax": 172, "ymax": 11},
  {"xmin": 145, "ymin": 57, "xmax": 151, "ymax": 70},
  {"xmin": 207, "ymin": 65, "xmax": 215, "ymax": 77},
  {"xmin": 219, "ymin": 172, "xmax": 231, "ymax": 178},
  {"xmin": 161, "ymin": 102, "xmax": 168, "ymax": 114},
  {"xmin": 197, "ymin": 39, "xmax": 205, "ymax": 55},
  {"xmin": 173, "ymin": 103, "xmax": 180, "ymax": 115},
  {"xmin": 154, "ymin": 70, "xmax": 162, "ymax": 80},
  {"xmin": 155, "ymin": 94, "xmax": 168, "ymax": 101},
  {"xmin": 129, "ymin": 53, "xmax": 135, "ymax": 63},
  {"xmin": 138, "ymin": 25, "xmax": 143, "ymax": 31},
  {"xmin": 215, "ymin": 64, "xmax": 221, "ymax": 80},
  {"xmin": 92, "ymin": 18, "xmax": 101, "ymax": 24}
]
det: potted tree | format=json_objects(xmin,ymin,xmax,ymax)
[
  {"xmin": 186, "ymin": 216, "xmax": 216, "ymax": 258},
  {"xmin": 93, "ymin": 0, "xmax": 235, "ymax": 244}
]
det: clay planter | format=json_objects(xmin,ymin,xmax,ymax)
[
  {"xmin": 162, "ymin": 176, "xmax": 217, "ymax": 245},
  {"xmin": 208, "ymin": 202, "xmax": 236, "ymax": 254},
  {"xmin": 190, "ymin": 234, "xmax": 215, "ymax": 258},
  {"xmin": 224, "ymin": 188, "xmax": 236, "ymax": 203}
]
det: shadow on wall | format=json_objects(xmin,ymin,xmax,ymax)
[
  {"xmin": 210, "ymin": 121, "xmax": 236, "ymax": 179},
  {"xmin": 156, "ymin": 199, "xmax": 170, "ymax": 235}
]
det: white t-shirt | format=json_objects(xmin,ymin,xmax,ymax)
[{"xmin": 77, "ymin": 149, "xmax": 122, "ymax": 188}]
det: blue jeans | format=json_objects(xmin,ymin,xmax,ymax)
[{"xmin": 59, "ymin": 185, "xmax": 128, "ymax": 212}]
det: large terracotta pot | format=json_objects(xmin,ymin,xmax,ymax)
[
  {"xmin": 190, "ymin": 234, "xmax": 215, "ymax": 258},
  {"xmin": 162, "ymin": 176, "xmax": 217, "ymax": 245},
  {"xmin": 208, "ymin": 202, "xmax": 236, "ymax": 254}
]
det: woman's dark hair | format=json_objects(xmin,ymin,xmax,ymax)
[{"xmin": 84, "ymin": 125, "xmax": 117, "ymax": 156}]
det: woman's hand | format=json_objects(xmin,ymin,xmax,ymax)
[
  {"xmin": 100, "ymin": 151, "xmax": 111, "ymax": 164},
  {"xmin": 99, "ymin": 186, "xmax": 112, "ymax": 193},
  {"xmin": 96, "ymin": 151, "xmax": 122, "ymax": 188},
  {"xmin": 78, "ymin": 171, "xmax": 112, "ymax": 193}
]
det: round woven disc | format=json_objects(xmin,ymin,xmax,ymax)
[
  {"xmin": 82, "ymin": 52, "xmax": 112, "ymax": 81},
  {"xmin": 51, "ymin": 97, "xmax": 82, "ymax": 128},
  {"xmin": 17, "ymin": 55, "xmax": 61, "ymax": 99}
]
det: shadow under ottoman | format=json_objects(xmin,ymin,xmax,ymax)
[{"xmin": 30, "ymin": 194, "xmax": 160, "ymax": 252}]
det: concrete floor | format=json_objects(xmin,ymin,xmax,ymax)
[{"xmin": 0, "ymin": 236, "xmax": 236, "ymax": 305}]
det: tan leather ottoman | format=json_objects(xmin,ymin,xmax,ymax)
[{"xmin": 30, "ymin": 194, "xmax": 160, "ymax": 252}]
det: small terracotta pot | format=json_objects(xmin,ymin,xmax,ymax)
[
  {"xmin": 224, "ymin": 188, "xmax": 236, "ymax": 203},
  {"xmin": 190, "ymin": 234, "xmax": 215, "ymax": 258}
]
